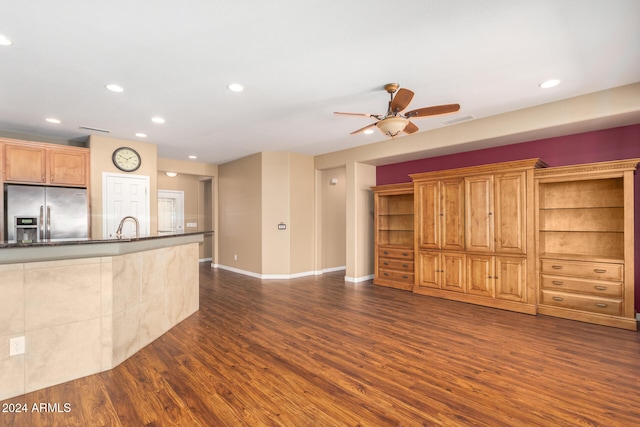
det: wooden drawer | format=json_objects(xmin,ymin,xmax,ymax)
[
  {"xmin": 379, "ymin": 258, "xmax": 414, "ymax": 272},
  {"xmin": 540, "ymin": 259, "xmax": 623, "ymax": 281},
  {"xmin": 540, "ymin": 290, "xmax": 622, "ymax": 316},
  {"xmin": 540, "ymin": 275, "xmax": 622, "ymax": 298},
  {"xmin": 378, "ymin": 269, "xmax": 414, "ymax": 284},
  {"xmin": 379, "ymin": 247, "xmax": 414, "ymax": 260}
]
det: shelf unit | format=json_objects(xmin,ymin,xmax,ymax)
[
  {"xmin": 372, "ymin": 183, "xmax": 414, "ymax": 290},
  {"xmin": 535, "ymin": 159, "xmax": 639, "ymax": 330}
]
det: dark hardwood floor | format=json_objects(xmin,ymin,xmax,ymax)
[{"xmin": 3, "ymin": 263, "xmax": 640, "ymax": 426}]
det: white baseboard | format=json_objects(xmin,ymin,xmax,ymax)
[
  {"xmin": 199, "ymin": 257, "xmax": 212, "ymax": 263},
  {"xmin": 636, "ymin": 313, "xmax": 640, "ymax": 322},
  {"xmin": 211, "ymin": 264, "xmax": 348, "ymax": 280},
  {"xmin": 345, "ymin": 274, "xmax": 374, "ymax": 283}
]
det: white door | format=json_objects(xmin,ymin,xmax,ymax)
[
  {"xmin": 103, "ymin": 173, "xmax": 150, "ymax": 238},
  {"xmin": 158, "ymin": 190, "xmax": 184, "ymax": 235}
]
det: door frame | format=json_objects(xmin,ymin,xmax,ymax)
[{"xmin": 157, "ymin": 189, "xmax": 185, "ymax": 234}]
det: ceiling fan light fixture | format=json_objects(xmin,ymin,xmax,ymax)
[{"xmin": 376, "ymin": 116, "xmax": 409, "ymax": 137}]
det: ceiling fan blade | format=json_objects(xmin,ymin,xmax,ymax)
[
  {"xmin": 405, "ymin": 103, "xmax": 460, "ymax": 118},
  {"xmin": 350, "ymin": 122, "xmax": 378, "ymax": 135},
  {"xmin": 334, "ymin": 112, "xmax": 381, "ymax": 119},
  {"xmin": 390, "ymin": 88, "xmax": 414, "ymax": 113},
  {"xmin": 403, "ymin": 121, "xmax": 419, "ymax": 134}
]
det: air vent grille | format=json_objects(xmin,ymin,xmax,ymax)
[
  {"xmin": 442, "ymin": 115, "xmax": 475, "ymax": 125},
  {"xmin": 79, "ymin": 125, "xmax": 110, "ymax": 133}
]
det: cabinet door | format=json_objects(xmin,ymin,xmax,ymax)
[
  {"xmin": 495, "ymin": 256, "xmax": 526, "ymax": 302},
  {"xmin": 4, "ymin": 144, "xmax": 46, "ymax": 183},
  {"xmin": 495, "ymin": 172, "xmax": 525, "ymax": 253},
  {"xmin": 417, "ymin": 251, "xmax": 441, "ymax": 289},
  {"xmin": 49, "ymin": 149, "xmax": 88, "ymax": 187},
  {"xmin": 466, "ymin": 254, "xmax": 495, "ymax": 297},
  {"xmin": 465, "ymin": 175, "xmax": 494, "ymax": 252},
  {"xmin": 416, "ymin": 181, "xmax": 440, "ymax": 249},
  {"xmin": 442, "ymin": 252, "xmax": 466, "ymax": 293},
  {"xmin": 441, "ymin": 179, "xmax": 465, "ymax": 250}
]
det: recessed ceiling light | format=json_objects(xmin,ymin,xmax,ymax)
[
  {"xmin": 135, "ymin": 133, "xmax": 147, "ymax": 138},
  {"xmin": 0, "ymin": 35, "xmax": 12, "ymax": 46},
  {"xmin": 45, "ymin": 118, "xmax": 61, "ymax": 124},
  {"xmin": 364, "ymin": 129, "xmax": 374, "ymax": 135},
  {"xmin": 105, "ymin": 84, "xmax": 124, "ymax": 93},
  {"xmin": 539, "ymin": 79, "xmax": 561, "ymax": 89},
  {"xmin": 228, "ymin": 83, "xmax": 244, "ymax": 92},
  {"xmin": 188, "ymin": 155, "xmax": 197, "ymax": 159},
  {"xmin": 151, "ymin": 117, "xmax": 165, "ymax": 124}
]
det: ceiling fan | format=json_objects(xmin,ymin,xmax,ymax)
[{"xmin": 334, "ymin": 83, "xmax": 460, "ymax": 137}]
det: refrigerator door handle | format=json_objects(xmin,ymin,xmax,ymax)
[
  {"xmin": 46, "ymin": 205, "xmax": 51, "ymax": 240},
  {"xmin": 39, "ymin": 205, "xmax": 45, "ymax": 241}
]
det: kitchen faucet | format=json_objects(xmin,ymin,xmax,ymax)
[{"xmin": 115, "ymin": 216, "xmax": 139, "ymax": 239}]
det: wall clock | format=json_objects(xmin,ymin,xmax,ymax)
[{"xmin": 112, "ymin": 147, "xmax": 141, "ymax": 172}]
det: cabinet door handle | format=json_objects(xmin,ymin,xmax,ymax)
[
  {"xmin": 594, "ymin": 269, "xmax": 607, "ymax": 274},
  {"xmin": 595, "ymin": 303, "xmax": 608, "ymax": 308},
  {"xmin": 551, "ymin": 265, "xmax": 563, "ymax": 270},
  {"xmin": 594, "ymin": 285, "xmax": 608, "ymax": 291},
  {"xmin": 488, "ymin": 212, "xmax": 492, "ymax": 216},
  {"xmin": 552, "ymin": 296, "xmax": 564, "ymax": 302},
  {"xmin": 552, "ymin": 281, "xmax": 563, "ymax": 286}
]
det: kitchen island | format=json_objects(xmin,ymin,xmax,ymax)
[{"xmin": 0, "ymin": 231, "xmax": 210, "ymax": 401}]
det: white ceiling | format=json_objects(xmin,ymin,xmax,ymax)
[{"xmin": 1, "ymin": 0, "xmax": 639, "ymax": 165}]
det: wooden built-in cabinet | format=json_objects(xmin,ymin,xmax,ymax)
[
  {"xmin": 373, "ymin": 157, "xmax": 638, "ymax": 329},
  {"xmin": 372, "ymin": 183, "xmax": 414, "ymax": 290},
  {"xmin": 2, "ymin": 138, "xmax": 89, "ymax": 187},
  {"xmin": 535, "ymin": 159, "xmax": 639, "ymax": 330},
  {"xmin": 410, "ymin": 159, "xmax": 546, "ymax": 314}
]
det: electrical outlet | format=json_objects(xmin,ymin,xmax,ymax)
[
  {"xmin": 234, "ymin": 254, "xmax": 238, "ymax": 261},
  {"xmin": 10, "ymin": 336, "xmax": 25, "ymax": 356}
]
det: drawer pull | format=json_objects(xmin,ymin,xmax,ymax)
[
  {"xmin": 595, "ymin": 303, "xmax": 608, "ymax": 308},
  {"xmin": 551, "ymin": 265, "xmax": 563, "ymax": 270},
  {"xmin": 402, "ymin": 264, "xmax": 408, "ymax": 268},
  {"xmin": 594, "ymin": 269, "xmax": 607, "ymax": 274},
  {"xmin": 402, "ymin": 275, "xmax": 409, "ymax": 279},
  {"xmin": 594, "ymin": 285, "xmax": 608, "ymax": 291},
  {"xmin": 383, "ymin": 251, "xmax": 389, "ymax": 255},
  {"xmin": 552, "ymin": 296, "xmax": 564, "ymax": 302},
  {"xmin": 552, "ymin": 281, "xmax": 563, "ymax": 286},
  {"xmin": 402, "ymin": 252, "xmax": 409, "ymax": 257},
  {"xmin": 383, "ymin": 272, "xmax": 389, "ymax": 276},
  {"xmin": 383, "ymin": 262, "xmax": 389, "ymax": 266}
]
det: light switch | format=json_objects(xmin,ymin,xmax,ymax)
[{"xmin": 186, "ymin": 222, "xmax": 197, "ymax": 228}]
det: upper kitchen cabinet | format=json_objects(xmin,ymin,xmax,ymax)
[{"xmin": 1, "ymin": 138, "xmax": 89, "ymax": 187}]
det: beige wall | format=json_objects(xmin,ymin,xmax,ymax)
[
  {"xmin": 218, "ymin": 153, "xmax": 262, "ymax": 272},
  {"xmin": 320, "ymin": 167, "xmax": 346, "ymax": 270},
  {"xmin": 218, "ymin": 152, "xmax": 315, "ymax": 277}
]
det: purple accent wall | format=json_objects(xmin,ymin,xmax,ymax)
[{"xmin": 377, "ymin": 124, "xmax": 640, "ymax": 314}]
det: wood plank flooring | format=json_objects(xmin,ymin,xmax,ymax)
[{"xmin": 2, "ymin": 263, "xmax": 640, "ymax": 426}]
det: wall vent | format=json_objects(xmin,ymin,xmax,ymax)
[
  {"xmin": 79, "ymin": 125, "xmax": 110, "ymax": 133},
  {"xmin": 442, "ymin": 115, "xmax": 475, "ymax": 125}
]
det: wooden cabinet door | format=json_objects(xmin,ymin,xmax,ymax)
[
  {"xmin": 495, "ymin": 256, "xmax": 526, "ymax": 302},
  {"xmin": 466, "ymin": 254, "xmax": 494, "ymax": 297},
  {"xmin": 494, "ymin": 172, "xmax": 525, "ymax": 253},
  {"xmin": 441, "ymin": 252, "xmax": 466, "ymax": 293},
  {"xmin": 465, "ymin": 175, "xmax": 494, "ymax": 252},
  {"xmin": 49, "ymin": 149, "xmax": 88, "ymax": 186},
  {"xmin": 416, "ymin": 181, "xmax": 440, "ymax": 249},
  {"xmin": 417, "ymin": 251, "xmax": 440, "ymax": 289},
  {"xmin": 441, "ymin": 179, "xmax": 465, "ymax": 250},
  {"xmin": 4, "ymin": 144, "xmax": 46, "ymax": 183}
]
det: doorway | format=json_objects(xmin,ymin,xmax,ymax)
[
  {"xmin": 158, "ymin": 190, "xmax": 185, "ymax": 235},
  {"xmin": 102, "ymin": 173, "xmax": 150, "ymax": 238}
]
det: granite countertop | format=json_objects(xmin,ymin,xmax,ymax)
[{"xmin": 0, "ymin": 230, "xmax": 214, "ymax": 249}]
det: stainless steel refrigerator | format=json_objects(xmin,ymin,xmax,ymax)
[{"xmin": 5, "ymin": 184, "xmax": 88, "ymax": 242}]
